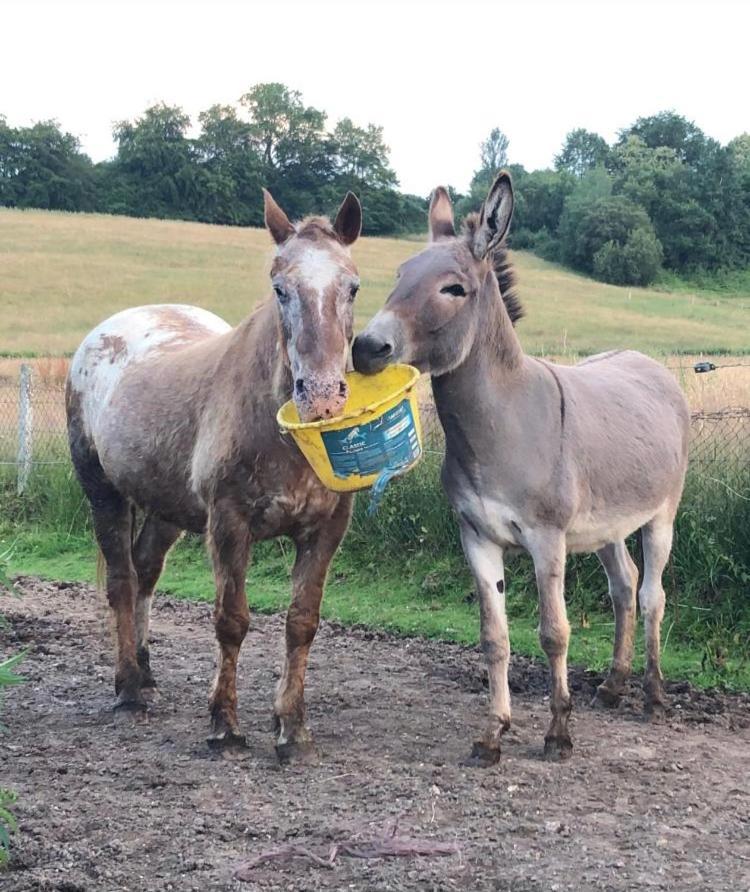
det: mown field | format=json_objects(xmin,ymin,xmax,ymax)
[
  {"xmin": 1, "ymin": 207, "xmax": 749, "ymax": 691},
  {"xmin": 2, "ymin": 206, "xmax": 750, "ymax": 357}
]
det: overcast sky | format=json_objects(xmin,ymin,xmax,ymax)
[{"xmin": 3, "ymin": 0, "xmax": 748, "ymax": 196}]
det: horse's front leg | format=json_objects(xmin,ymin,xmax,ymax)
[
  {"xmin": 274, "ymin": 496, "xmax": 352, "ymax": 763},
  {"xmin": 530, "ymin": 531, "xmax": 573, "ymax": 761},
  {"xmin": 207, "ymin": 499, "xmax": 251, "ymax": 748},
  {"xmin": 460, "ymin": 523, "xmax": 511, "ymax": 767}
]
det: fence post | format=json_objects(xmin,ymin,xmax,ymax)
[{"xmin": 16, "ymin": 364, "xmax": 33, "ymax": 495}]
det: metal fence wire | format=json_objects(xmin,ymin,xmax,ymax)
[{"xmin": 0, "ymin": 365, "xmax": 748, "ymax": 494}]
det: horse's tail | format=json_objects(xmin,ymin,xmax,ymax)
[{"xmin": 96, "ymin": 548, "xmax": 106, "ymax": 592}]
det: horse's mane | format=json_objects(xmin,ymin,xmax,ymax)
[
  {"xmin": 295, "ymin": 216, "xmax": 337, "ymax": 241},
  {"xmin": 462, "ymin": 214, "xmax": 524, "ymax": 326}
]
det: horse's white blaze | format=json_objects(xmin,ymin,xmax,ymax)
[
  {"xmin": 298, "ymin": 246, "xmax": 340, "ymax": 317},
  {"xmin": 69, "ymin": 304, "xmax": 230, "ymax": 438}
]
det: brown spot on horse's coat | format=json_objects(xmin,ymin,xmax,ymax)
[{"xmin": 97, "ymin": 334, "xmax": 128, "ymax": 364}]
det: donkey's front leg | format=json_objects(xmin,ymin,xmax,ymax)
[
  {"xmin": 460, "ymin": 524, "xmax": 511, "ymax": 766},
  {"xmin": 207, "ymin": 499, "xmax": 251, "ymax": 748},
  {"xmin": 274, "ymin": 497, "xmax": 352, "ymax": 764},
  {"xmin": 530, "ymin": 532, "xmax": 573, "ymax": 761}
]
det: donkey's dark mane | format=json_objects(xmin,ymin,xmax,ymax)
[{"xmin": 462, "ymin": 214, "xmax": 524, "ymax": 326}]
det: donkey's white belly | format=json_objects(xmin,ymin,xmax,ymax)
[
  {"xmin": 457, "ymin": 492, "xmax": 659, "ymax": 556},
  {"xmin": 565, "ymin": 505, "xmax": 660, "ymax": 553},
  {"xmin": 69, "ymin": 304, "xmax": 231, "ymax": 440}
]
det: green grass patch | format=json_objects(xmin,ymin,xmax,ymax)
[{"xmin": 4, "ymin": 518, "xmax": 749, "ymax": 691}]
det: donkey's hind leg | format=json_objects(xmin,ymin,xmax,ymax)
[
  {"xmin": 593, "ymin": 540, "xmax": 638, "ymax": 708},
  {"xmin": 132, "ymin": 515, "xmax": 182, "ymax": 690},
  {"xmin": 639, "ymin": 511, "xmax": 674, "ymax": 719}
]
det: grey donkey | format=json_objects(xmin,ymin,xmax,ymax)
[{"xmin": 352, "ymin": 171, "xmax": 689, "ymax": 763}]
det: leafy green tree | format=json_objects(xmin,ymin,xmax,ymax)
[
  {"xmin": 555, "ymin": 128, "xmax": 610, "ymax": 178},
  {"xmin": 511, "ymin": 167, "xmax": 576, "ymax": 239},
  {"xmin": 593, "ymin": 226, "xmax": 663, "ymax": 286},
  {"xmin": 194, "ymin": 104, "xmax": 263, "ymax": 225},
  {"xmin": 102, "ymin": 103, "xmax": 196, "ymax": 218},
  {"xmin": 0, "ymin": 117, "xmax": 96, "ymax": 210},
  {"xmin": 559, "ymin": 187, "xmax": 663, "ymax": 284},
  {"xmin": 728, "ymin": 133, "xmax": 750, "ymax": 172},
  {"xmin": 618, "ymin": 111, "xmax": 710, "ymax": 166},
  {"xmin": 332, "ymin": 118, "xmax": 398, "ymax": 191},
  {"xmin": 457, "ymin": 127, "xmax": 511, "ymax": 216}
]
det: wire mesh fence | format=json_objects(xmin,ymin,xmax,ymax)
[{"xmin": 0, "ymin": 364, "xmax": 748, "ymax": 495}]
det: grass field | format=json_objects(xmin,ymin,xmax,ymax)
[{"xmin": 2, "ymin": 206, "xmax": 750, "ymax": 356}]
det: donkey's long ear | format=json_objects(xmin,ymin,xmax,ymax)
[
  {"xmin": 472, "ymin": 171, "xmax": 514, "ymax": 259},
  {"xmin": 263, "ymin": 188, "xmax": 295, "ymax": 246},
  {"xmin": 428, "ymin": 186, "xmax": 456, "ymax": 241},
  {"xmin": 333, "ymin": 191, "xmax": 362, "ymax": 246}
]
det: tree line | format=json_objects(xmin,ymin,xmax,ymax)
[
  {"xmin": 2, "ymin": 87, "xmax": 749, "ymax": 284},
  {"xmin": 0, "ymin": 83, "xmax": 426, "ymax": 236},
  {"xmin": 456, "ymin": 115, "xmax": 750, "ymax": 285}
]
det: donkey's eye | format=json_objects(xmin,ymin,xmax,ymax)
[
  {"xmin": 274, "ymin": 286, "xmax": 288, "ymax": 304},
  {"xmin": 348, "ymin": 283, "xmax": 360, "ymax": 302},
  {"xmin": 441, "ymin": 284, "xmax": 466, "ymax": 297}
]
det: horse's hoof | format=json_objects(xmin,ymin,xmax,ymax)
[
  {"xmin": 543, "ymin": 734, "xmax": 573, "ymax": 762},
  {"xmin": 462, "ymin": 740, "xmax": 502, "ymax": 768},
  {"xmin": 591, "ymin": 684, "xmax": 621, "ymax": 709},
  {"xmin": 207, "ymin": 728, "xmax": 248, "ymax": 750},
  {"xmin": 113, "ymin": 689, "xmax": 147, "ymax": 712},
  {"xmin": 275, "ymin": 738, "xmax": 318, "ymax": 766},
  {"xmin": 645, "ymin": 700, "xmax": 667, "ymax": 723}
]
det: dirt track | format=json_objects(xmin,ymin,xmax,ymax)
[{"xmin": 1, "ymin": 578, "xmax": 749, "ymax": 891}]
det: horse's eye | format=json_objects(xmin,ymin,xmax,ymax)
[
  {"xmin": 349, "ymin": 283, "xmax": 360, "ymax": 302},
  {"xmin": 441, "ymin": 284, "xmax": 466, "ymax": 297},
  {"xmin": 274, "ymin": 286, "xmax": 288, "ymax": 304}
]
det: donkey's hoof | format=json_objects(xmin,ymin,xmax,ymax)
[
  {"xmin": 543, "ymin": 734, "xmax": 573, "ymax": 762},
  {"xmin": 207, "ymin": 728, "xmax": 248, "ymax": 750},
  {"xmin": 275, "ymin": 738, "xmax": 318, "ymax": 766},
  {"xmin": 592, "ymin": 684, "xmax": 621, "ymax": 709},
  {"xmin": 462, "ymin": 740, "xmax": 502, "ymax": 768}
]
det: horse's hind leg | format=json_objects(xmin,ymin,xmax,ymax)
[
  {"xmin": 90, "ymin": 494, "xmax": 142, "ymax": 709},
  {"xmin": 273, "ymin": 497, "xmax": 352, "ymax": 763},
  {"xmin": 132, "ymin": 515, "xmax": 182, "ymax": 690},
  {"xmin": 639, "ymin": 512, "xmax": 674, "ymax": 719},
  {"xmin": 593, "ymin": 540, "xmax": 638, "ymax": 708}
]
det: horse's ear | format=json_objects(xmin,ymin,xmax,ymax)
[
  {"xmin": 473, "ymin": 171, "xmax": 514, "ymax": 259},
  {"xmin": 428, "ymin": 186, "xmax": 456, "ymax": 241},
  {"xmin": 333, "ymin": 191, "xmax": 362, "ymax": 246},
  {"xmin": 263, "ymin": 188, "xmax": 295, "ymax": 245}
]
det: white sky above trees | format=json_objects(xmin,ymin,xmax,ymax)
[{"xmin": 3, "ymin": 0, "xmax": 748, "ymax": 196}]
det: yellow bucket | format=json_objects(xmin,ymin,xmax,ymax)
[{"xmin": 277, "ymin": 364, "xmax": 423, "ymax": 492}]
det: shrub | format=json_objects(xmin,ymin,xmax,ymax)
[
  {"xmin": 561, "ymin": 193, "xmax": 663, "ymax": 284},
  {"xmin": 593, "ymin": 225, "xmax": 664, "ymax": 285}
]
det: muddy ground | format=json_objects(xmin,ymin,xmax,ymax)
[{"xmin": 1, "ymin": 578, "xmax": 749, "ymax": 891}]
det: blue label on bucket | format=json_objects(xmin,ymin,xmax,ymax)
[{"xmin": 321, "ymin": 399, "xmax": 421, "ymax": 479}]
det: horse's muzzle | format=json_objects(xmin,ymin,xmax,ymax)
[{"xmin": 294, "ymin": 375, "xmax": 348, "ymax": 422}]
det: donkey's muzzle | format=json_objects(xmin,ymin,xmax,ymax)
[{"xmin": 352, "ymin": 334, "xmax": 393, "ymax": 375}]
